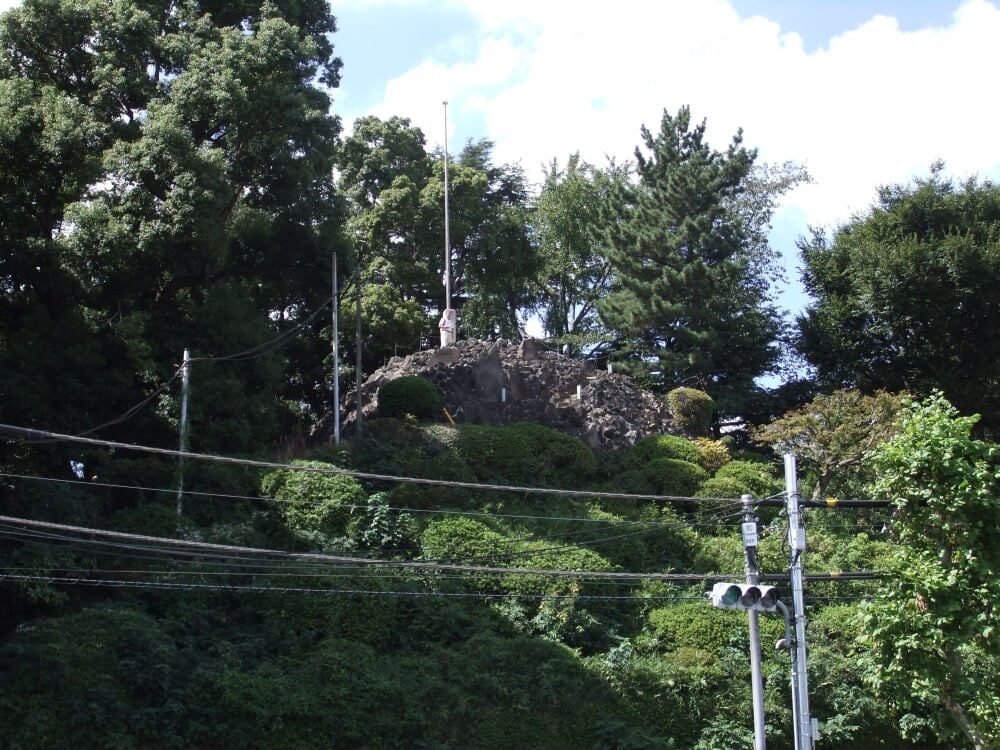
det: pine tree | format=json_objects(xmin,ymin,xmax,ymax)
[{"xmin": 600, "ymin": 106, "xmax": 781, "ymax": 417}]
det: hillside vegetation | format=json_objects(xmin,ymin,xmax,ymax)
[{"xmin": 3, "ymin": 0, "xmax": 1000, "ymax": 746}]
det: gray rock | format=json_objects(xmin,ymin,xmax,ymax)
[{"xmin": 338, "ymin": 339, "xmax": 677, "ymax": 451}]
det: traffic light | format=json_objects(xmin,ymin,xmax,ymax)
[{"xmin": 709, "ymin": 582, "xmax": 780, "ymax": 611}]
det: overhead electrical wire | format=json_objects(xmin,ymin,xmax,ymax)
[
  {"xmin": 0, "ymin": 472, "xmax": 698, "ymax": 529},
  {"xmin": 0, "ymin": 513, "xmax": 728, "ymax": 584},
  {"xmin": 0, "ymin": 423, "xmax": 769, "ymax": 506},
  {"xmin": 0, "ymin": 471, "xmax": 723, "ymax": 562},
  {"xmin": 188, "ymin": 294, "xmax": 334, "ymax": 364},
  {"xmin": 0, "ymin": 573, "xmax": 709, "ymax": 601},
  {"xmin": 2, "ymin": 422, "xmax": 895, "ymax": 510},
  {"xmin": 28, "ymin": 296, "xmax": 335, "ymax": 443}
]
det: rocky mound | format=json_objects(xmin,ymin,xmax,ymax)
[{"xmin": 343, "ymin": 338, "xmax": 676, "ymax": 451}]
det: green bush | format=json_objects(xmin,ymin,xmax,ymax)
[
  {"xmin": 506, "ymin": 421, "xmax": 597, "ymax": 483},
  {"xmin": 377, "ymin": 375, "xmax": 443, "ymax": 420},
  {"xmin": 627, "ymin": 433, "xmax": 701, "ymax": 469},
  {"xmin": 613, "ymin": 468, "xmax": 655, "ymax": 495},
  {"xmin": 260, "ymin": 460, "xmax": 367, "ymax": 535},
  {"xmin": 666, "ymin": 387, "xmax": 715, "ymax": 436},
  {"xmin": 694, "ymin": 437, "xmax": 731, "ymax": 473},
  {"xmin": 714, "ymin": 460, "xmax": 782, "ymax": 499},
  {"xmin": 643, "ymin": 457, "xmax": 708, "ymax": 496},
  {"xmin": 455, "ymin": 422, "xmax": 596, "ymax": 485},
  {"xmin": 646, "ymin": 603, "xmax": 737, "ymax": 653},
  {"xmin": 696, "ymin": 476, "xmax": 750, "ymax": 500}
]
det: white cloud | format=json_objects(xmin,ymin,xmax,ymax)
[{"xmin": 366, "ymin": 0, "xmax": 1000, "ymax": 231}]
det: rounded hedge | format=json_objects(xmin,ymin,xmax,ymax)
[
  {"xmin": 695, "ymin": 476, "xmax": 750, "ymax": 500},
  {"xmin": 643, "ymin": 457, "xmax": 708, "ymax": 496},
  {"xmin": 455, "ymin": 422, "xmax": 596, "ymax": 485},
  {"xmin": 627, "ymin": 434, "xmax": 701, "ymax": 469},
  {"xmin": 666, "ymin": 387, "xmax": 715, "ymax": 436},
  {"xmin": 714, "ymin": 460, "xmax": 782, "ymax": 499},
  {"xmin": 377, "ymin": 375, "xmax": 443, "ymax": 420}
]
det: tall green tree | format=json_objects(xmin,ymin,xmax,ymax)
[
  {"xmin": 335, "ymin": 115, "xmax": 438, "ymax": 365},
  {"xmin": 534, "ymin": 154, "xmax": 627, "ymax": 349},
  {"xmin": 600, "ymin": 106, "xmax": 782, "ymax": 416},
  {"xmin": 797, "ymin": 165, "xmax": 1000, "ymax": 431},
  {"xmin": 450, "ymin": 139, "xmax": 537, "ymax": 340},
  {"xmin": 752, "ymin": 388, "xmax": 902, "ymax": 500},
  {"xmin": 335, "ymin": 127, "xmax": 538, "ymax": 355},
  {"xmin": 857, "ymin": 393, "xmax": 1000, "ymax": 748}
]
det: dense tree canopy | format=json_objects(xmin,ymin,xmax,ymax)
[
  {"xmin": 534, "ymin": 154, "xmax": 627, "ymax": 350},
  {"xmin": 0, "ymin": 0, "xmax": 346, "ymax": 457},
  {"xmin": 797, "ymin": 166, "xmax": 1000, "ymax": 431}
]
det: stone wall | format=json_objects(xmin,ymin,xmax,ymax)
[{"xmin": 341, "ymin": 339, "xmax": 677, "ymax": 451}]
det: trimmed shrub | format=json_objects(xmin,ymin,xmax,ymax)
[
  {"xmin": 694, "ymin": 437, "xmax": 731, "ymax": 473},
  {"xmin": 646, "ymin": 603, "xmax": 737, "ymax": 653},
  {"xmin": 647, "ymin": 602, "xmax": 784, "ymax": 654},
  {"xmin": 377, "ymin": 375, "xmax": 443, "ymax": 420},
  {"xmin": 666, "ymin": 387, "xmax": 715, "ymax": 436},
  {"xmin": 506, "ymin": 422, "xmax": 597, "ymax": 483},
  {"xmin": 455, "ymin": 422, "xmax": 596, "ymax": 486},
  {"xmin": 695, "ymin": 476, "xmax": 750, "ymax": 500},
  {"xmin": 614, "ymin": 468, "xmax": 655, "ymax": 495},
  {"xmin": 627, "ymin": 434, "xmax": 701, "ymax": 469},
  {"xmin": 643, "ymin": 457, "xmax": 708, "ymax": 496},
  {"xmin": 715, "ymin": 460, "xmax": 782, "ymax": 499}
]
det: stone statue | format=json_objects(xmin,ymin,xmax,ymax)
[{"xmin": 438, "ymin": 308, "xmax": 457, "ymax": 348}]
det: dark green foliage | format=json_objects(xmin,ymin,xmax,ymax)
[
  {"xmin": 613, "ymin": 468, "xmax": 655, "ymax": 495},
  {"xmin": 377, "ymin": 375, "xmax": 444, "ymax": 420},
  {"xmin": 642, "ymin": 458, "xmax": 708, "ymax": 496},
  {"xmin": 0, "ymin": 599, "xmax": 636, "ymax": 750},
  {"xmin": 797, "ymin": 167, "xmax": 1000, "ymax": 430},
  {"xmin": 666, "ymin": 387, "xmax": 715, "ymax": 436},
  {"xmin": 260, "ymin": 460, "xmax": 367, "ymax": 536},
  {"xmin": 456, "ymin": 422, "xmax": 596, "ymax": 486},
  {"xmin": 627, "ymin": 433, "xmax": 701, "ymax": 468}
]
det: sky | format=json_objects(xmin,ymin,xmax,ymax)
[
  {"xmin": 3, "ymin": 0, "xmax": 999, "ymax": 318},
  {"xmin": 327, "ymin": 0, "xmax": 1000, "ymax": 317}
]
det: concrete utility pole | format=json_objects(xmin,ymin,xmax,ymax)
[
  {"xmin": 176, "ymin": 347, "xmax": 191, "ymax": 515},
  {"xmin": 742, "ymin": 494, "xmax": 767, "ymax": 750},
  {"xmin": 784, "ymin": 453, "xmax": 815, "ymax": 750}
]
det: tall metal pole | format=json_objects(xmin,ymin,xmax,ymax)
[
  {"xmin": 331, "ymin": 252, "xmax": 340, "ymax": 445},
  {"xmin": 176, "ymin": 348, "xmax": 191, "ymax": 515},
  {"xmin": 784, "ymin": 453, "xmax": 814, "ymax": 750},
  {"xmin": 442, "ymin": 100, "xmax": 452, "ymax": 312},
  {"xmin": 742, "ymin": 494, "xmax": 767, "ymax": 750}
]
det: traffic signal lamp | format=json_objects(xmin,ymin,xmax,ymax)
[{"xmin": 709, "ymin": 582, "xmax": 780, "ymax": 611}]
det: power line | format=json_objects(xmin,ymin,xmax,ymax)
[
  {"xmin": 0, "ymin": 513, "xmax": 727, "ymax": 583},
  {"xmin": 0, "ymin": 472, "xmax": 694, "ymax": 529},
  {"xmin": 0, "ymin": 424, "xmax": 747, "ymax": 506},
  {"xmin": 188, "ymin": 295, "xmax": 333, "ymax": 364},
  {"xmin": 0, "ymin": 573, "xmax": 707, "ymax": 601}
]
